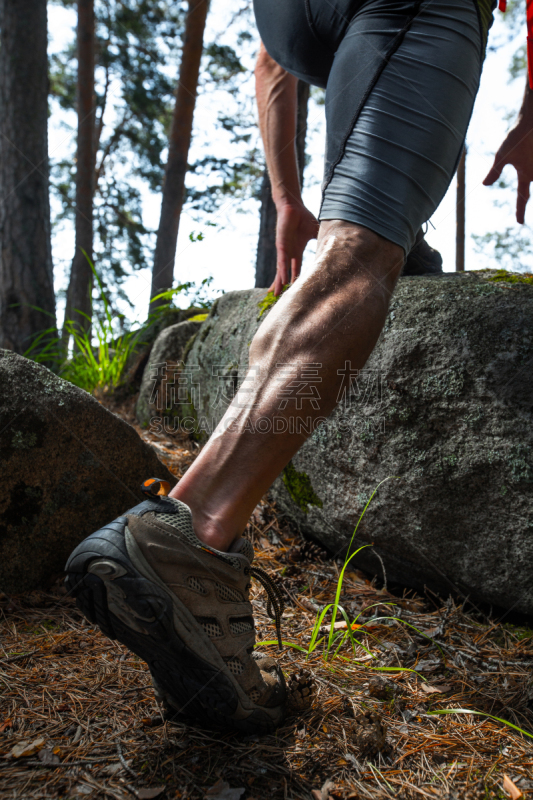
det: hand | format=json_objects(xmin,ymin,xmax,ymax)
[
  {"xmin": 484, "ymin": 122, "xmax": 533, "ymax": 223},
  {"xmin": 271, "ymin": 202, "xmax": 319, "ymax": 296}
]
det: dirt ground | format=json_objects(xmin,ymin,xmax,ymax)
[{"xmin": 1, "ymin": 397, "xmax": 532, "ymax": 800}]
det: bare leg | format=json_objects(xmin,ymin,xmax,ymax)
[{"xmin": 171, "ymin": 221, "xmax": 404, "ymax": 550}]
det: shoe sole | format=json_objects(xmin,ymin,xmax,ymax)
[{"xmin": 65, "ymin": 517, "xmax": 283, "ymax": 735}]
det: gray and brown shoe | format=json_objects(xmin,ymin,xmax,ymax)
[
  {"xmin": 65, "ymin": 479, "xmax": 286, "ymax": 734},
  {"xmin": 402, "ymin": 228, "xmax": 443, "ymax": 276}
]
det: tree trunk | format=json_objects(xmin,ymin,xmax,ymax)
[
  {"xmin": 150, "ymin": 0, "xmax": 210, "ymax": 311},
  {"xmin": 255, "ymin": 80, "xmax": 310, "ymax": 289},
  {"xmin": 0, "ymin": 0, "xmax": 56, "ymax": 355},
  {"xmin": 456, "ymin": 146, "xmax": 466, "ymax": 272},
  {"xmin": 295, "ymin": 80, "xmax": 310, "ymax": 185},
  {"xmin": 63, "ymin": 0, "xmax": 95, "ymax": 340},
  {"xmin": 254, "ymin": 172, "xmax": 278, "ymax": 289}
]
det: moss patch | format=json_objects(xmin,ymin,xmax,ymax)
[
  {"xmin": 485, "ymin": 269, "xmax": 533, "ymax": 286},
  {"xmin": 257, "ymin": 285, "xmax": 289, "ymax": 319},
  {"xmin": 282, "ymin": 461, "xmax": 323, "ymax": 513},
  {"xmin": 187, "ymin": 313, "xmax": 208, "ymax": 322},
  {"xmin": 11, "ymin": 431, "xmax": 38, "ymax": 450}
]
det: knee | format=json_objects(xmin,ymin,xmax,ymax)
[{"xmin": 318, "ymin": 220, "xmax": 405, "ymax": 285}]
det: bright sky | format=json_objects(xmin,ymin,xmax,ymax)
[{"xmin": 48, "ymin": 3, "xmax": 530, "ymax": 327}]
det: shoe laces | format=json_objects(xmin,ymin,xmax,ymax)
[{"xmin": 246, "ymin": 565, "xmax": 285, "ymax": 651}]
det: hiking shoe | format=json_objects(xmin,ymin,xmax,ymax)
[
  {"xmin": 65, "ymin": 478, "xmax": 286, "ymax": 734},
  {"xmin": 402, "ymin": 230, "xmax": 443, "ymax": 276}
]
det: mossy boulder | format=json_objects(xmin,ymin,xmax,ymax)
[
  {"xmin": 138, "ymin": 289, "xmax": 272, "ymax": 436},
  {"xmin": 135, "ymin": 319, "xmax": 204, "ymax": 428},
  {"xmin": 0, "ymin": 350, "xmax": 173, "ymax": 593},
  {"xmin": 178, "ymin": 272, "xmax": 533, "ymax": 615}
]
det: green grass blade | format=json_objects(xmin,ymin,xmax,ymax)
[
  {"xmin": 326, "ymin": 478, "xmax": 396, "ymax": 654},
  {"xmin": 328, "ymin": 545, "xmax": 371, "ymax": 653},
  {"xmin": 309, "ymin": 603, "xmax": 335, "ymax": 656},
  {"xmin": 254, "ymin": 640, "xmax": 307, "ymax": 653},
  {"xmin": 427, "ymin": 709, "xmax": 533, "ymax": 739},
  {"xmin": 346, "ymin": 476, "xmax": 397, "ymax": 559}
]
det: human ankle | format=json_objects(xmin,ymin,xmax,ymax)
[
  {"xmin": 193, "ymin": 521, "xmax": 237, "ymax": 553},
  {"xmin": 179, "ymin": 498, "xmax": 236, "ymax": 552},
  {"xmin": 170, "ymin": 483, "xmax": 240, "ymax": 552}
]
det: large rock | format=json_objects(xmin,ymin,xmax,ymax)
[
  {"xmin": 136, "ymin": 318, "xmax": 204, "ymax": 427},
  {"xmin": 179, "ymin": 273, "xmax": 533, "ymax": 615},
  {"xmin": 0, "ymin": 350, "xmax": 173, "ymax": 593},
  {"xmin": 118, "ymin": 307, "xmax": 207, "ymax": 400},
  {"xmin": 167, "ymin": 290, "xmax": 272, "ymax": 437}
]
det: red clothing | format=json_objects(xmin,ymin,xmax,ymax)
[
  {"xmin": 502, "ymin": 0, "xmax": 533, "ymax": 88},
  {"xmin": 526, "ymin": 0, "xmax": 533, "ymax": 89}
]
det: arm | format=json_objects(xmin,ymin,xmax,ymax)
[
  {"xmin": 255, "ymin": 42, "xmax": 319, "ymax": 295},
  {"xmin": 484, "ymin": 80, "xmax": 533, "ymax": 223}
]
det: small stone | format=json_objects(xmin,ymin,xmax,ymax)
[{"xmin": 38, "ymin": 749, "xmax": 61, "ymax": 765}]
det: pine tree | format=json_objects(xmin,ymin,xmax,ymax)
[
  {"xmin": 0, "ymin": 0, "xmax": 56, "ymax": 355},
  {"xmin": 63, "ymin": 0, "xmax": 96, "ymax": 339},
  {"xmin": 51, "ymin": 0, "xmax": 263, "ymax": 320},
  {"xmin": 51, "ymin": 0, "xmax": 184, "ymax": 321},
  {"xmin": 150, "ymin": 0, "xmax": 210, "ymax": 310}
]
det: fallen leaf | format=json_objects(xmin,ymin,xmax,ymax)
[
  {"xmin": 10, "ymin": 737, "xmax": 46, "ymax": 758},
  {"xmin": 205, "ymin": 779, "xmax": 246, "ymax": 800},
  {"xmin": 420, "ymin": 683, "xmax": 451, "ymax": 695},
  {"xmin": 137, "ymin": 788, "xmax": 166, "ymax": 799},
  {"xmin": 0, "ymin": 718, "xmax": 12, "ymax": 733},
  {"xmin": 503, "ymin": 775, "xmax": 523, "ymax": 800},
  {"xmin": 319, "ymin": 621, "xmax": 369, "ymax": 635},
  {"xmin": 140, "ymin": 716, "xmax": 163, "ymax": 728},
  {"xmin": 331, "ymin": 621, "xmax": 362, "ymax": 631}
]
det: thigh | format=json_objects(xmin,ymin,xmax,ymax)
[
  {"xmin": 253, "ymin": 0, "xmax": 334, "ymax": 88},
  {"xmin": 320, "ymin": 0, "xmax": 488, "ymax": 253}
]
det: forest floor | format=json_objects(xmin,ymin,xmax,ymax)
[{"xmin": 1, "ymin": 395, "xmax": 533, "ymax": 800}]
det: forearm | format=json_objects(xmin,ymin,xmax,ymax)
[{"xmin": 255, "ymin": 42, "xmax": 301, "ymax": 208}]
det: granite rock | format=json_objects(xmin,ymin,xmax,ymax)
[
  {"xmin": 0, "ymin": 350, "xmax": 173, "ymax": 593},
  {"xmin": 179, "ymin": 273, "xmax": 533, "ymax": 615}
]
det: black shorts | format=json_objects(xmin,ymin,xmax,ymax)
[{"xmin": 254, "ymin": 0, "xmax": 495, "ymax": 253}]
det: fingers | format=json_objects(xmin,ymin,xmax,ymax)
[
  {"xmin": 278, "ymin": 254, "xmax": 290, "ymax": 290},
  {"xmin": 272, "ymin": 248, "xmax": 290, "ymax": 296},
  {"xmin": 291, "ymin": 255, "xmax": 302, "ymax": 284},
  {"xmin": 516, "ymin": 178, "xmax": 530, "ymax": 224},
  {"xmin": 483, "ymin": 160, "xmax": 504, "ymax": 186}
]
